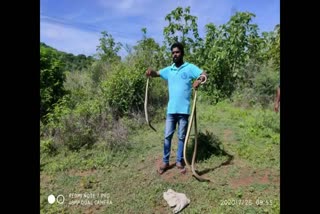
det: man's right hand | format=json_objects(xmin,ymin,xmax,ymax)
[
  {"xmin": 146, "ymin": 68, "xmax": 152, "ymax": 77},
  {"xmin": 146, "ymin": 68, "xmax": 160, "ymax": 77}
]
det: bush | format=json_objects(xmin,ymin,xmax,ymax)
[
  {"xmin": 42, "ymin": 96, "xmax": 132, "ymax": 152},
  {"xmin": 231, "ymin": 60, "xmax": 279, "ymax": 108},
  {"xmin": 40, "ymin": 138, "xmax": 58, "ymax": 156},
  {"xmin": 40, "ymin": 45, "xmax": 66, "ymax": 121},
  {"xmin": 101, "ymin": 63, "xmax": 145, "ymax": 119},
  {"xmin": 253, "ymin": 62, "xmax": 279, "ymax": 106}
]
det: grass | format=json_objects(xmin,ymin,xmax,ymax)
[{"xmin": 40, "ymin": 100, "xmax": 280, "ymax": 213}]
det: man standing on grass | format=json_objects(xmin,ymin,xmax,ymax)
[{"xmin": 145, "ymin": 42, "xmax": 207, "ymax": 174}]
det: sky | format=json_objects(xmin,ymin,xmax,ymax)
[{"xmin": 40, "ymin": 0, "xmax": 280, "ymax": 57}]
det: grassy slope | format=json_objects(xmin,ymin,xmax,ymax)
[{"xmin": 40, "ymin": 101, "xmax": 280, "ymax": 214}]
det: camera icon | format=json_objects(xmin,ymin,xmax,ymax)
[{"xmin": 48, "ymin": 194, "xmax": 65, "ymax": 204}]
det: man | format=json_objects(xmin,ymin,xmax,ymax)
[
  {"xmin": 274, "ymin": 86, "xmax": 280, "ymax": 113},
  {"xmin": 145, "ymin": 42, "xmax": 207, "ymax": 174}
]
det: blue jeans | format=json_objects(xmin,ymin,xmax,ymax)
[{"xmin": 163, "ymin": 114, "xmax": 189, "ymax": 164}]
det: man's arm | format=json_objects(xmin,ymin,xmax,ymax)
[
  {"xmin": 198, "ymin": 71, "xmax": 208, "ymax": 82},
  {"xmin": 146, "ymin": 68, "xmax": 160, "ymax": 77},
  {"xmin": 193, "ymin": 71, "xmax": 208, "ymax": 89}
]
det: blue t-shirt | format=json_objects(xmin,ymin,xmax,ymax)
[{"xmin": 160, "ymin": 62, "xmax": 202, "ymax": 115}]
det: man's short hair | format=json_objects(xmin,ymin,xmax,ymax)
[{"xmin": 171, "ymin": 42, "xmax": 184, "ymax": 56}]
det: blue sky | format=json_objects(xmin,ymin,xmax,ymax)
[{"xmin": 40, "ymin": 0, "xmax": 279, "ymax": 57}]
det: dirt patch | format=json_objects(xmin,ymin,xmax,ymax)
[
  {"xmin": 68, "ymin": 169, "xmax": 97, "ymax": 177},
  {"xmin": 223, "ymin": 129, "xmax": 233, "ymax": 141},
  {"xmin": 40, "ymin": 175, "xmax": 52, "ymax": 184},
  {"xmin": 229, "ymin": 168, "xmax": 279, "ymax": 189},
  {"xmin": 66, "ymin": 205, "xmax": 103, "ymax": 214},
  {"xmin": 209, "ymin": 158, "xmax": 279, "ymax": 189},
  {"xmin": 83, "ymin": 205, "xmax": 104, "ymax": 214},
  {"xmin": 155, "ymin": 158, "xmax": 190, "ymax": 183},
  {"xmin": 153, "ymin": 204, "xmax": 170, "ymax": 214}
]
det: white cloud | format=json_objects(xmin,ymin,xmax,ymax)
[
  {"xmin": 40, "ymin": 19, "xmax": 137, "ymax": 57},
  {"xmin": 98, "ymin": 0, "xmax": 152, "ymax": 16},
  {"xmin": 62, "ymin": 9, "xmax": 87, "ymax": 20},
  {"xmin": 40, "ymin": 0, "xmax": 279, "ymax": 56},
  {"xmin": 41, "ymin": 21, "xmax": 101, "ymax": 56}
]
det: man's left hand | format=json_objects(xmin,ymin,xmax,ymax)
[{"xmin": 193, "ymin": 80, "xmax": 201, "ymax": 89}]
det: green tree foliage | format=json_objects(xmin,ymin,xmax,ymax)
[
  {"xmin": 60, "ymin": 53, "xmax": 94, "ymax": 71},
  {"xmin": 96, "ymin": 31, "xmax": 122, "ymax": 62},
  {"xmin": 132, "ymin": 28, "xmax": 167, "ymax": 69},
  {"xmin": 40, "ymin": 43, "xmax": 94, "ymax": 72},
  {"xmin": 40, "ymin": 45, "xmax": 66, "ymax": 121},
  {"xmin": 231, "ymin": 25, "xmax": 280, "ymax": 107},
  {"xmin": 101, "ymin": 63, "xmax": 145, "ymax": 119},
  {"xmin": 91, "ymin": 31, "xmax": 123, "ymax": 84},
  {"xmin": 202, "ymin": 12, "xmax": 261, "ymax": 101},
  {"xmin": 130, "ymin": 28, "xmax": 169, "ymax": 114},
  {"xmin": 99, "ymin": 29, "xmax": 167, "ymax": 119},
  {"xmin": 163, "ymin": 6, "xmax": 203, "ymax": 61},
  {"xmin": 261, "ymin": 24, "xmax": 280, "ymax": 70}
]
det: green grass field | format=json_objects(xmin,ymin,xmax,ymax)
[{"xmin": 40, "ymin": 101, "xmax": 280, "ymax": 213}]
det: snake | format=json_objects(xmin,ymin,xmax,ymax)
[
  {"xmin": 144, "ymin": 77, "xmax": 157, "ymax": 132},
  {"xmin": 183, "ymin": 89, "xmax": 210, "ymax": 182}
]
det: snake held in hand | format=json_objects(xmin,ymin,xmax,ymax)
[
  {"xmin": 144, "ymin": 77, "xmax": 157, "ymax": 132},
  {"xmin": 183, "ymin": 90, "xmax": 210, "ymax": 182}
]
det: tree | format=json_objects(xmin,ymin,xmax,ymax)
[
  {"xmin": 96, "ymin": 31, "xmax": 122, "ymax": 62},
  {"xmin": 40, "ymin": 45, "xmax": 66, "ymax": 121},
  {"xmin": 163, "ymin": 6, "xmax": 203, "ymax": 61},
  {"xmin": 264, "ymin": 24, "xmax": 280, "ymax": 70},
  {"xmin": 131, "ymin": 28, "xmax": 167, "ymax": 70},
  {"xmin": 202, "ymin": 12, "xmax": 261, "ymax": 100}
]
